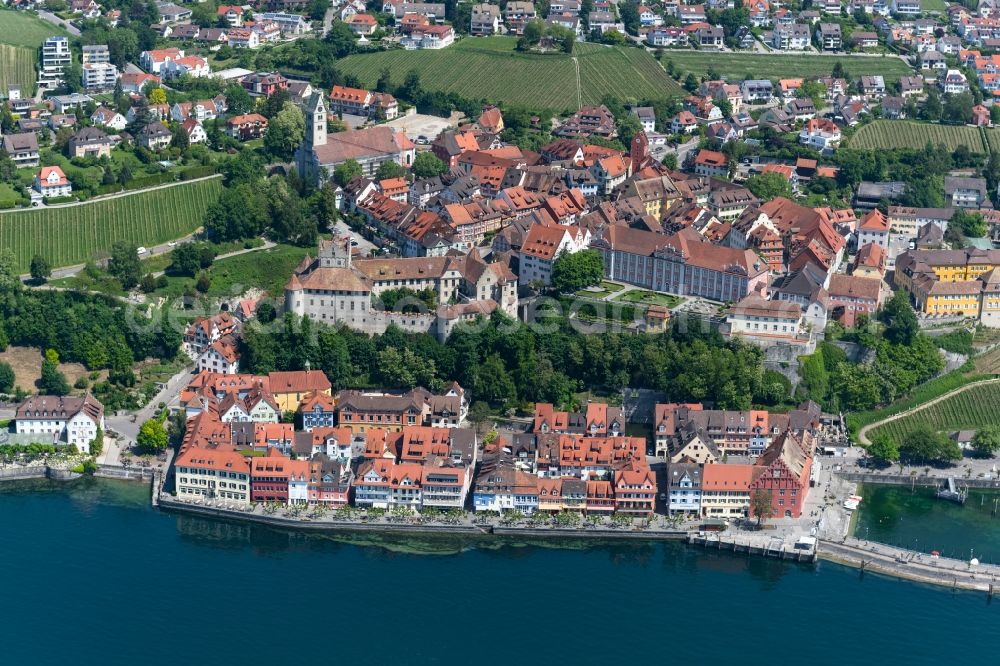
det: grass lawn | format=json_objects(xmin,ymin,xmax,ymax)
[
  {"xmin": 0, "ymin": 182, "xmax": 20, "ymax": 205},
  {"xmin": 614, "ymin": 289, "xmax": 684, "ymax": 309},
  {"xmin": 147, "ymin": 243, "xmax": 310, "ymax": 300},
  {"xmin": 575, "ymin": 280, "xmax": 627, "ymax": 299},
  {"xmin": 0, "ymin": 178, "xmax": 222, "ymax": 271},
  {"xmin": 921, "ymin": 0, "xmax": 947, "ymax": 9},
  {"xmin": 848, "ymin": 120, "xmax": 987, "ymax": 153},
  {"xmin": 660, "ymin": 51, "xmax": 913, "ymax": 84},
  {"xmin": 0, "ymin": 9, "xmax": 70, "ymax": 47},
  {"xmin": 336, "ymin": 37, "xmax": 683, "ymax": 113}
]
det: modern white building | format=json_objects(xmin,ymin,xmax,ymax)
[
  {"xmin": 82, "ymin": 62, "xmax": 119, "ymax": 91},
  {"xmin": 39, "ymin": 36, "xmax": 72, "ymax": 89}
]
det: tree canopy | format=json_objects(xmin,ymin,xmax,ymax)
[{"xmin": 551, "ymin": 250, "xmax": 605, "ymax": 293}]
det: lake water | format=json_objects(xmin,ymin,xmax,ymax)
[
  {"xmin": 2, "ymin": 478, "xmax": 999, "ymax": 665},
  {"xmin": 854, "ymin": 484, "xmax": 1000, "ymax": 564}
]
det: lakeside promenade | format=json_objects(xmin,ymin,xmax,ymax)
[
  {"xmin": 6, "ymin": 459, "xmax": 1000, "ymax": 593},
  {"xmin": 819, "ymin": 537, "xmax": 1000, "ymax": 593}
]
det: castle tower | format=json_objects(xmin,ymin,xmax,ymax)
[
  {"xmin": 318, "ymin": 236, "xmax": 352, "ymax": 269},
  {"xmin": 630, "ymin": 130, "xmax": 649, "ymax": 173}
]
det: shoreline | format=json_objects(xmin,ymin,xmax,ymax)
[
  {"xmin": 7, "ymin": 470, "xmax": 1000, "ymax": 594},
  {"xmin": 157, "ymin": 495, "xmax": 691, "ymax": 541}
]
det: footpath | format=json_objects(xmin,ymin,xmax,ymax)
[{"xmin": 819, "ymin": 536, "xmax": 1000, "ymax": 593}]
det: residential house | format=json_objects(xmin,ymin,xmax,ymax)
[
  {"xmin": 328, "ymin": 85, "xmax": 399, "ymax": 120},
  {"xmin": 693, "ymin": 149, "xmax": 729, "ymax": 178},
  {"xmin": 771, "ymin": 24, "xmax": 810, "ymax": 50},
  {"xmin": 613, "ymin": 466, "xmax": 657, "ymax": 516},
  {"xmin": 817, "ymin": 23, "xmax": 842, "ymax": 50},
  {"xmin": 667, "ymin": 463, "xmax": 702, "ymax": 516},
  {"xmin": 2, "ymin": 132, "xmax": 39, "ymax": 167},
  {"xmin": 470, "ymin": 3, "xmax": 501, "ymax": 34},
  {"xmin": 857, "ymin": 208, "xmax": 890, "ymax": 249},
  {"xmin": 81, "ymin": 62, "xmax": 118, "ymax": 91},
  {"xmin": 174, "ymin": 444, "xmax": 251, "ymax": 504},
  {"xmin": 226, "ymin": 113, "xmax": 269, "ymax": 140},
  {"xmin": 798, "ymin": 118, "xmax": 842, "ymax": 152},
  {"xmin": 347, "ymin": 13, "xmax": 379, "ymax": 35},
  {"xmin": 136, "ymin": 123, "xmax": 172, "ymax": 151},
  {"xmin": 740, "ymin": 79, "xmax": 773, "ymax": 103},
  {"xmin": 268, "ymin": 370, "xmax": 332, "ymax": 413},
  {"xmin": 198, "ymin": 336, "xmax": 241, "ymax": 375},
  {"xmin": 90, "ymin": 106, "xmax": 126, "ymax": 130},
  {"xmin": 826, "ymin": 273, "xmax": 882, "ymax": 326},
  {"xmin": 647, "ymin": 27, "xmax": 688, "ymax": 46},
  {"xmin": 700, "ymin": 463, "xmax": 754, "ymax": 518},
  {"xmin": 945, "ymin": 176, "xmax": 989, "ymax": 209},
  {"xmin": 34, "ymin": 166, "xmax": 71, "ymax": 198},
  {"xmin": 66, "ymin": 127, "xmax": 112, "ymax": 159},
  {"xmin": 941, "ymin": 69, "xmax": 969, "ymax": 94},
  {"xmin": 725, "ymin": 295, "xmax": 806, "ymax": 345},
  {"xmin": 518, "ymin": 223, "xmax": 591, "ymax": 286}
]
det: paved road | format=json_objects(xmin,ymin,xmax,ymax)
[
  {"xmin": 323, "ymin": 7, "xmax": 335, "ymax": 36},
  {"xmin": 106, "ymin": 363, "xmax": 194, "ymax": 443},
  {"xmin": 20, "ymin": 232, "xmax": 198, "ymax": 283},
  {"xmin": 37, "ymin": 10, "xmax": 80, "ymax": 35},
  {"xmin": 333, "ymin": 220, "xmax": 377, "ymax": 256}
]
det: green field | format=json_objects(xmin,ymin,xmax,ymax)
[
  {"xmin": 336, "ymin": 37, "xmax": 682, "ymax": 112},
  {"xmin": 0, "ymin": 9, "xmax": 70, "ymax": 95},
  {"xmin": 0, "ymin": 9, "xmax": 70, "ymax": 48},
  {"xmin": 848, "ymin": 120, "xmax": 987, "ymax": 152},
  {"xmin": 661, "ymin": 52, "xmax": 913, "ymax": 83},
  {"xmin": 0, "ymin": 178, "xmax": 222, "ymax": 271},
  {"xmin": 867, "ymin": 382, "xmax": 1000, "ymax": 444},
  {"xmin": 921, "ymin": 0, "xmax": 947, "ymax": 10},
  {"xmin": 0, "ymin": 44, "xmax": 37, "ymax": 98}
]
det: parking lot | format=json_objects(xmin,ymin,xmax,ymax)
[{"xmin": 384, "ymin": 111, "xmax": 464, "ymax": 144}]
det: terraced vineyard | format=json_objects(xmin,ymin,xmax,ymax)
[
  {"xmin": 0, "ymin": 178, "xmax": 222, "ymax": 271},
  {"xmin": 659, "ymin": 52, "xmax": 913, "ymax": 83},
  {"xmin": 848, "ymin": 120, "xmax": 987, "ymax": 152},
  {"xmin": 867, "ymin": 381, "xmax": 1000, "ymax": 444},
  {"xmin": 577, "ymin": 43, "xmax": 680, "ymax": 105},
  {"xmin": 0, "ymin": 44, "xmax": 36, "ymax": 98},
  {"xmin": 337, "ymin": 37, "xmax": 682, "ymax": 112},
  {"xmin": 984, "ymin": 128, "xmax": 1000, "ymax": 154}
]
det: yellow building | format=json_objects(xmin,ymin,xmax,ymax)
[
  {"xmin": 912, "ymin": 278, "xmax": 982, "ymax": 316},
  {"xmin": 267, "ymin": 370, "xmax": 332, "ymax": 413},
  {"xmin": 896, "ymin": 249, "xmax": 1000, "ymax": 323}
]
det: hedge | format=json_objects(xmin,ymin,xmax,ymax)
[{"xmin": 180, "ymin": 165, "xmax": 217, "ymax": 180}]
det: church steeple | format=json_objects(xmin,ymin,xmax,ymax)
[{"xmin": 305, "ymin": 91, "xmax": 327, "ymax": 148}]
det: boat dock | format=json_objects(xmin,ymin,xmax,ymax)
[{"xmin": 687, "ymin": 532, "xmax": 817, "ymax": 562}]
